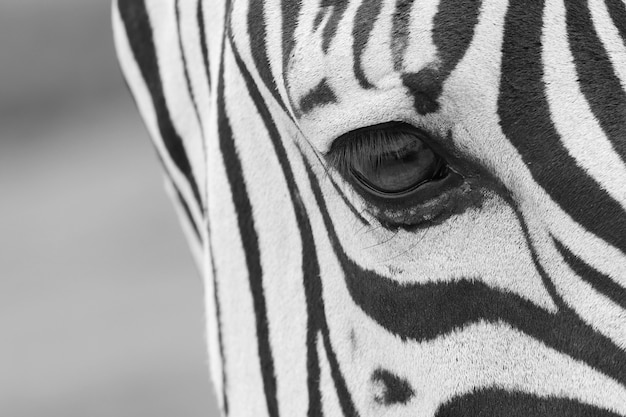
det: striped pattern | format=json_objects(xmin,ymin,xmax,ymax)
[{"xmin": 113, "ymin": 0, "xmax": 626, "ymax": 415}]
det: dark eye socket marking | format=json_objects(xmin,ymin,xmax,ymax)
[{"xmin": 326, "ymin": 122, "xmax": 476, "ymax": 228}]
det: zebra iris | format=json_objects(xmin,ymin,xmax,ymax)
[
  {"xmin": 328, "ymin": 123, "xmax": 450, "ymax": 198},
  {"xmin": 350, "ymin": 134, "xmax": 448, "ymax": 196}
]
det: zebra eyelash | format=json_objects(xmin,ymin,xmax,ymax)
[{"xmin": 326, "ymin": 123, "xmax": 430, "ymax": 176}]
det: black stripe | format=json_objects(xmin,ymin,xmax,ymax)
[
  {"xmin": 193, "ymin": 0, "xmax": 211, "ymax": 209},
  {"xmin": 327, "ymin": 175, "xmax": 370, "ymax": 227},
  {"xmin": 247, "ymin": 0, "xmax": 288, "ymax": 113},
  {"xmin": 202, "ymin": 222, "xmax": 230, "ymax": 405},
  {"xmin": 314, "ymin": 7, "xmax": 329, "ymax": 32},
  {"xmin": 306, "ymin": 323, "xmax": 323, "ymax": 416},
  {"xmin": 309, "ymin": 151, "xmax": 370, "ymax": 226},
  {"xmin": 348, "ymin": 224, "xmax": 626, "ymax": 383},
  {"xmin": 174, "ymin": 183, "xmax": 201, "ymax": 242},
  {"xmin": 152, "ymin": 148, "xmax": 202, "ymax": 245},
  {"xmin": 554, "ymin": 238, "xmax": 626, "ymax": 309},
  {"xmin": 233, "ymin": 6, "xmax": 361, "ymax": 414},
  {"xmin": 299, "ymin": 78, "xmax": 337, "ymax": 114},
  {"xmin": 320, "ymin": 329, "xmax": 360, "ymax": 417},
  {"xmin": 565, "ymin": 0, "xmax": 626, "ymax": 164},
  {"xmin": 370, "ymin": 369, "xmax": 414, "ymax": 405},
  {"xmin": 305, "ymin": 131, "xmax": 626, "ymax": 386},
  {"xmin": 515, "ymin": 210, "xmax": 567, "ymax": 313},
  {"xmin": 435, "ymin": 388, "xmax": 622, "ymax": 417},
  {"xmin": 281, "ymin": 0, "xmax": 301, "ymax": 97},
  {"xmin": 197, "ymin": 0, "xmax": 211, "ymax": 91},
  {"xmin": 176, "ymin": 0, "xmax": 203, "ymax": 134},
  {"xmin": 321, "ymin": 0, "xmax": 350, "ymax": 53},
  {"xmin": 401, "ymin": 0, "xmax": 481, "ymax": 114},
  {"xmin": 303, "ymin": 157, "xmax": 361, "ymax": 417},
  {"xmin": 605, "ymin": 0, "xmax": 626, "ymax": 46},
  {"xmin": 218, "ymin": 28, "xmax": 279, "ymax": 417},
  {"xmin": 400, "ymin": 70, "xmax": 441, "ymax": 114},
  {"xmin": 391, "ymin": 0, "xmax": 415, "ymax": 71},
  {"xmin": 352, "ymin": 0, "xmax": 384, "ymax": 89},
  {"xmin": 431, "ymin": 0, "xmax": 482, "ymax": 78},
  {"xmin": 497, "ymin": 0, "xmax": 626, "ymax": 253},
  {"xmin": 204, "ymin": 0, "xmax": 228, "ymax": 412},
  {"xmin": 175, "ymin": 0, "xmax": 209, "ymax": 214},
  {"xmin": 206, "ymin": 215, "xmax": 229, "ymax": 415},
  {"xmin": 229, "ymin": 33, "xmax": 325, "ymax": 416},
  {"xmin": 118, "ymin": 0, "xmax": 203, "ymax": 208},
  {"xmin": 232, "ymin": 30, "xmax": 361, "ymax": 416},
  {"xmin": 341, "ymin": 254, "xmax": 626, "ymax": 384}
]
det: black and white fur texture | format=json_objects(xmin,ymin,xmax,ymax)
[{"xmin": 113, "ymin": 0, "xmax": 626, "ymax": 415}]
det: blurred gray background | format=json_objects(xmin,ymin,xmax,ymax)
[{"xmin": 1, "ymin": 1, "xmax": 218, "ymax": 416}]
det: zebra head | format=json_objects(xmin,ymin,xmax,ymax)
[{"xmin": 114, "ymin": 0, "xmax": 626, "ymax": 415}]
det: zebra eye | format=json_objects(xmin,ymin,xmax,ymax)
[
  {"xmin": 350, "ymin": 135, "xmax": 448, "ymax": 196},
  {"xmin": 328, "ymin": 123, "xmax": 450, "ymax": 198}
]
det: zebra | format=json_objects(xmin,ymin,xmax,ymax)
[{"xmin": 113, "ymin": 0, "xmax": 626, "ymax": 415}]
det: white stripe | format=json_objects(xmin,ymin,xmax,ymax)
[
  {"xmin": 524, "ymin": 216, "xmax": 626, "ymax": 350},
  {"xmin": 324, "ymin": 0, "xmax": 366, "ymax": 97},
  {"xmin": 293, "ymin": 144, "xmax": 368, "ymax": 414},
  {"xmin": 364, "ymin": 321, "xmax": 626, "ymax": 415},
  {"xmin": 163, "ymin": 176, "xmax": 204, "ymax": 267},
  {"xmin": 178, "ymin": 0, "xmax": 212, "ymax": 211},
  {"xmin": 202, "ymin": 230, "xmax": 225, "ymax": 413},
  {"xmin": 264, "ymin": 0, "xmax": 298, "ymax": 116},
  {"xmin": 112, "ymin": 2, "xmax": 203, "ymax": 247},
  {"xmin": 199, "ymin": 3, "xmax": 227, "ymax": 403},
  {"xmin": 438, "ymin": 0, "xmax": 626, "ymax": 352},
  {"xmin": 201, "ymin": 0, "xmax": 225, "ymax": 91},
  {"xmin": 178, "ymin": 0, "xmax": 212, "ymax": 132},
  {"xmin": 313, "ymin": 0, "xmax": 554, "ymax": 311},
  {"xmin": 223, "ymin": 40, "xmax": 310, "ymax": 417},
  {"xmin": 361, "ymin": 0, "xmax": 401, "ymax": 89},
  {"xmin": 325, "ymin": 174, "xmax": 558, "ymax": 310},
  {"xmin": 318, "ymin": 332, "xmax": 344, "ymax": 416},
  {"xmin": 435, "ymin": 0, "xmax": 626, "ymax": 290},
  {"xmin": 145, "ymin": 0, "xmax": 207, "ymax": 212},
  {"xmin": 549, "ymin": 216, "xmax": 626, "ymax": 292},
  {"xmin": 201, "ymin": 29, "xmax": 226, "ymax": 414},
  {"xmin": 229, "ymin": 0, "xmax": 283, "ymax": 108},
  {"xmin": 209, "ymin": 48, "xmax": 268, "ymax": 415},
  {"xmin": 543, "ymin": 0, "xmax": 626, "ymax": 211},
  {"xmin": 115, "ymin": 3, "xmax": 228, "ymax": 406},
  {"xmin": 402, "ymin": 0, "xmax": 441, "ymax": 73},
  {"xmin": 286, "ymin": 0, "xmax": 330, "ymax": 107},
  {"xmin": 423, "ymin": 0, "xmax": 626, "ymax": 349},
  {"xmin": 301, "ymin": 155, "xmax": 626, "ymax": 414}
]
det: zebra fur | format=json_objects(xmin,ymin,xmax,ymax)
[{"xmin": 113, "ymin": 0, "xmax": 626, "ymax": 415}]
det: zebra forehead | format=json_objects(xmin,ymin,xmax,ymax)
[
  {"xmin": 232, "ymin": 0, "xmax": 481, "ymax": 145},
  {"xmin": 230, "ymin": 0, "xmax": 626, "ymax": 249}
]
